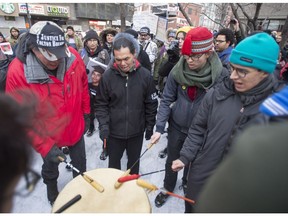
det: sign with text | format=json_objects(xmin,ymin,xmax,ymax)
[
  {"xmin": 155, "ymin": 17, "xmax": 167, "ymax": 42},
  {"xmin": 47, "ymin": 5, "xmax": 69, "ymax": 17},
  {"xmin": 18, "ymin": 3, "xmax": 45, "ymax": 15},
  {"xmin": 132, "ymin": 12, "xmax": 158, "ymax": 35}
]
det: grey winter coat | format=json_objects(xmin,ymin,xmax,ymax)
[
  {"xmin": 179, "ymin": 75, "xmax": 279, "ymax": 201},
  {"xmin": 155, "ymin": 66, "xmax": 229, "ymax": 135}
]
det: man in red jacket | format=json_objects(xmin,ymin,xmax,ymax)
[{"xmin": 5, "ymin": 21, "xmax": 90, "ymax": 206}]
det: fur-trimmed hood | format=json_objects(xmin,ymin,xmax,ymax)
[{"xmin": 100, "ymin": 27, "xmax": 118, "ymax": 44}]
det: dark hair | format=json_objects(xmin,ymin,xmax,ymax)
[
  {"xmin": 0, "ymin": 92, "xmax": 35, "ymax": 211},
  {"xmin": 66, "ymin": 26, "xmax": 74, "ymax": 32},
  {"xmin": 217, "ymin": 28, "xmax": 235, "ymax": 46},
  {"xmin": 10, "ymin": 27, "xmax": 19, "ymax": 34},
  {"xmin": 113, "ymin": 37, "xmax": 136, "ymax": 55}
]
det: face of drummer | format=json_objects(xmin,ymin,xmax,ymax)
[{"xmin": 113, "ymin": 38, "xmax": 136, "ymax": 73}]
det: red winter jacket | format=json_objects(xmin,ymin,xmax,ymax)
[{"xmin": 5, "ymin": 47, "xmax": 90, "ymax": 157}]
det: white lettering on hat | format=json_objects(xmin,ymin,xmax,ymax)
[{"xmin": 37, "ymin": 34, "xmax": 65, "ymax": 47}]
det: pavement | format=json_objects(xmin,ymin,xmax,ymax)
[{"xmin": 11, "ymin": 122, "xmax": 186, "ymax": 213}]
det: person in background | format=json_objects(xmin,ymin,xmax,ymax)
[
  {"xmin": 0, "ymin": 93, "xmax": 34, "ymax": 212},
  {"xmin": 0, "ymin": 32, "xmax": 5, "ymax": 43},
  {"xmin": 124, "ymin": 28, "xmax": 151, "ymax": 72},
  {"xmin": 196, "ymin": 85, "xmax": 288, "ymax": 213},
  {"xmin": 138, "ymin": 26, "xmax": 158, "ymax": 76},
  {"xmin": 214, "ymin": 28, "xmax": 235, "ymax": 66},
  {"xmin": 80, "ymin": 29, "xmax": 110, "ymax": 73},
  {"xmin": 86, "ymin": 65, "xmax": 105, "ymax": 138},
  {"xmin": 5, "ymin": 21, "xmax": 90, "ymax": 206},
  {"xmin": 65, "ymin": 26, "xmax": 83, "ymax": 51},
  {"xmin": 0, "ymin": 31, "xmax": 16, "ymax": 91},
  {"xmin": 7, "ymin": 27, "xmax": 19, "ymax": 49},
  {"xmin": 153, "ymin": 28, "xmax": 177, "ymax": 96},
  {"xmin": 100, "ymin": 27, "xmax": 118, "ymax": 57},
  {"xmin": 172, "ymin": 32, "xmax": 281, "ymax": 213},
  {"xmin": 86, "ymin": 65, "xmax": 109, "ymax": 160},
  {"xmin": 150, "ymin": 27, "xmax": 228, "ymax": 208},
  {"xmin": 95, "ymin": 32, "xmax": 158, "ymax": 175},
  {"xmin": 229, "ymin": 18, "xmax": 243, "ymax": 45},
  {"xmin": 157, "ymin": 26, "xmax": 193, "ymax": 159}
]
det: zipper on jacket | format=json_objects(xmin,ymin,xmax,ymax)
[
  {"xmin": 125, "ymin": 75, "xmax": 129, "ymax": 138},
  {"xmin": 125, "ymin": 76, "xmax": 128, "ymax": 88}
]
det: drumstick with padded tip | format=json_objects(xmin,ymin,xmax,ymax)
[
  {"xmin": 117, "ymin": 169, "xmax": 165, "ymax": 183},
  {"xmin": 114, "ymin": 142, "xmax": 155, "ymax": 189},
  {"xmin": 54, "ymin": 194, "xmax": 82, "ymax": 213},
  {"xmin": 136, "ymin": 179, "xmax": 195, "ymax": 204},
  {"xmin": 58, "ymin": 156, "xmax": 104, "ymax": 193}
]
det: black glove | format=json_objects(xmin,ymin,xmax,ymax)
[
  {"xmin": 84, "ymin": 114, "xmax": 90, "ymax": 134},
  {"xmin": 145, "ymin": 127, "xmax": 154, "ymax": 140},
  {"xmin": 99, "ymin": 125, "xmax": 109, "ymax": 141},
  {"xmin": 45, "ymin": 145, "xmax": 67, "ymax": 164},
  {"xmin": 168, "ymin": 52, "xmax": 180, "ymax": 64}
]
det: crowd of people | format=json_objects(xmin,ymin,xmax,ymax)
[{"xmin": 0, "ymin": 19, "xmax": 288, "ymax": 213}]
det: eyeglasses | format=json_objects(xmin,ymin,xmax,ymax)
[
  {"xmin": 88, "ymin": 39, "xmax": 98, "ymax": 43},
  {"xmin": 183, "ymin": 53, "xmax": 204, "ymax": 61},
  {"xmin": 140, "ymin": 34, "xmax": 148, "ymax": 37},
  {"xmin": 230, "ymin": 65, "xmax": 249, "ymax": 78},
  {"xmin": 14, "ymin": 169, "xmax": 41, "ymax": 197},
  {"xmin": 214, "ymin": 40, "xmax": 226, "ymax": 44}
]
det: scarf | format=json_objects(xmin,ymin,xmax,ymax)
[{"xmin": 172, "ymin": 51, "xmax": 223, "ymax": 89}]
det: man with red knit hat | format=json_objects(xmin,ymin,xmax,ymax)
[{"xmin": 151, "ymin": 27, "xmax": 228, "ymax": 208}]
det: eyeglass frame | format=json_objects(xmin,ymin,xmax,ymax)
[
  {"xmin": 214, "ymin": 39, "xmax": 226, "ymax": 44},
  {"xmin": 183, "ymin": 53, "xmax": 205, "ymax": 61},
  {"xmin": 229, "ymin": 64, "xmax": 262, "ymax": 78}
]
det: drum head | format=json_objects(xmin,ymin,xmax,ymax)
[{"xmin": 52, "ymin": 168, "xmax": 151, "ymax": 213}]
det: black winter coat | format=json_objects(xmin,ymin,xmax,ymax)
[
  {"xmin": 179, "ymin": 75, "xmax": 280, "ymax": 201},
  {"xmin": 95, "ymin": 60, "xmax": 158, "ymax": 139}
]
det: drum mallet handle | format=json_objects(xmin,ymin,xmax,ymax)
[
  {"xmin": 58, "ymin": 156, "xmax": 104, "ymax": 193},
  {"xmin": 54, "ymin": 194, "xmax": 82, "ymax": 213}
]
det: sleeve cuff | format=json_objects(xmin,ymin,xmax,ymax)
[{"xmin": 156, "ymin": 125, "xmax": 165, "ymax": 134}]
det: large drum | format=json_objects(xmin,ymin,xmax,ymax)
[{"xmin": 52, "ymin": 168, "xmax": 151, "ymax": 213}]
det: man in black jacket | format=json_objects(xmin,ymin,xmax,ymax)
[{"xmin": 95, "ymin": 32, "xmax": 158, "ymax": 174}]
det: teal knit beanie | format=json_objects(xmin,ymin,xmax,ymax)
[{"xmin": 230, "ymin": 32, "xmax": 279, "ymax": 74}]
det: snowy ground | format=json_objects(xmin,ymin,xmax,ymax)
[{"xmin": 11, "ymin": 120, "xmax": 185, "ymax": 213}]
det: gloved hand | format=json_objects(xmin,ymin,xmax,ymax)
[
  {"xmin": 45, "ymin": 145, "xmax": 67, "ymax": 164},
  {"xmin": 145, "ymin": 127, "xmax": 154, "ymax": 140},
  {"xmin": 168, "ymin": 52, "xmax": 180, "ymax": 64},
  {"xmin": 84, "ymin": 114, "xmax": 90, "ymax": 134},
  {"xmin": 99, "ymin": 125, "xmax": 109, "ymax": 141}
]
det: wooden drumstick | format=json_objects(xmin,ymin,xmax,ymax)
[
  {"xmin": 58, "ymin": 156, "xmax": 104, "ymax": 193},
  {"xmin": 114, "ymin": 143, "xmax": 154, "ymax": 189},
  {"xmin": 136, "ymin": 179, "xmax": 195, "ymax": 204},
  {"xmin": 114, "ymin": 169, "xmax": 131, "ymax": 189}
]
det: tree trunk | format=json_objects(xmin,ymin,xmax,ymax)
[
  {"xmin": 280, "ymin": 15, "xmax": 288, "ymax": 50},
  {"xmin": 120, "ymin": 3, "xmax": 126, "ymax": 32},
  {"xmin": 178, "ymin": 3, "xmax": 193, "ymax": 26}
]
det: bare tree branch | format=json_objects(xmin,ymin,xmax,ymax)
[
  {"xmin": 178, "ymin": 3, "xmax": 193, "ymax": 26},
  {"xmin": 200, "ymin": 12, "xmax": 225, "ymax": 28}
]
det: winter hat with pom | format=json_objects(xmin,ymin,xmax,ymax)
[{"xmin": 181, "ymin": 27, "xmax": 213, "ymax": 55}]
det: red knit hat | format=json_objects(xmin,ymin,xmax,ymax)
[{"xmin": 182, "ymin": 27, "xmax": 213, "ymax": 55}]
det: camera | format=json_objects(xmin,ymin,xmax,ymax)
[
  {"xmin": 167, "ymin": 40, "xmax": 179, "ymax": 56},
  {"xmin": 61, "ymin": 146, "xmax": 70, "ymax": 155},
  {"xmin": 230, "ymin": 19, "xmax": 237, "ymax": 25}
]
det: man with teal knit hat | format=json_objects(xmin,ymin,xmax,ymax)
[{"xmin": 171, "ymin": 32, "xmax": 282, "ymax": 213}]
